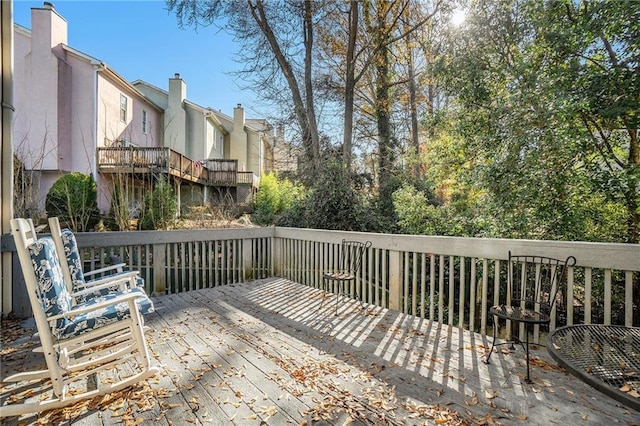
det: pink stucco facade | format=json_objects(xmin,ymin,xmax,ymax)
[{"xmin": 13, "ymin": 3, "xmax": 163, "ymax": 214}]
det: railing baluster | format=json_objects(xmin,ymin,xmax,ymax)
[
  {"xmin": 625, "ymin": 271, "xmax": 633, "ymax": 327},
  {"xmin": 604, "ymin": 269, "xmax": 612, "ymax": 325},
  {"xmin": 459, "ymin": 257, "xmax": 466, "ymax": 329},
  {"xmin": 449, "ymin": 256, "xmax": 455, "ymax": 326}
]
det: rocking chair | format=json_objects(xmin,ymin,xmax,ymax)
[{"xmin": 0, "ymin": 218, "xmax": 160, "ymax": 418}]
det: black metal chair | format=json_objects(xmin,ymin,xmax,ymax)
[
  {"xmin": 322, "ymin": 240, "xmax": 372, "ymax": 315},
  {"xmin": 484, "ymin": 251, "xmax": 576, "ymax": 383}
]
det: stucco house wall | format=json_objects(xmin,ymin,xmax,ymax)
[
  {"xmin": 133, "ymin": 78, "xmax": 228, "ymax": 162},
  {"xmin": 96, "ymin": 71, "xmax": 163, "ymax": 149},
  {"xmin": 13, "ymin": 3, "xmax": 164, "ymax": 214}
]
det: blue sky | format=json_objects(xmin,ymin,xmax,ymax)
[{"xmin": 13, "ymin": 0, "xmax": 262, "ymax": 118}]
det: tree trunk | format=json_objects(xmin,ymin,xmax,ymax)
[
  {"xmin": 303, "ymin": 0, "xmax": 320, "ymax": 175},
  {"xmin": 375, "ymin": 0, "xmax": 394, "ymax": 209},
  {"xmin": 407, "ymin": 34, "xmax": 420, "ymax": 179},
  {"xmin": 342, "ymin": 0, "xmax": 359, "ymax": 174},
  {"xmin": 249, "ymin": 0, "xmax": 319, "ymax": 177}
]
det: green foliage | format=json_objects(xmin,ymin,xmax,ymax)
[
  {"xmin": 139, "ymin": 177, "xmax": 178, "ymax": 230},
  {"xmin": 433, "ymin": 0, "xmax": 639, "ymax": 243},
  {"xmin": 392, "ymin": 185, "xmax": 430, "ymax": 235},
  {"xmin": 45, "ymin": 172, "xmax": 99, "ymax": 232},
  {"xmin": 252, "ymin": 173, "xmax": 304, "ymax": 226},
  {"xmin": 300, "ymin": 161, "xmax": 376, "ymax": 231}
]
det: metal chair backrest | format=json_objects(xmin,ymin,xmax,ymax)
[
  {"xmin": 338, "ymin": 240, "xmax": 372, "ymax": 276},
  {"xmin": 507, "ymin": 251, "xmax": 577, "ymax": 315}
]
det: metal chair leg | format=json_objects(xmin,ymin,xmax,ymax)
[
  {"xmin": 524, "ymin": 325, "xmax": 532, "ymax": 384},
  {"xmin": 485, "ymin": 316, "xmax": 498, "ymax": 364}
]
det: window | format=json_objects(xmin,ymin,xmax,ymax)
[
  {"xmin": 142, "ymin": 110, "xmax": 148, "ymax": 133},
  {"xmin": 120, "ymin": 94, "xmax": 128, "ymax": 122}
]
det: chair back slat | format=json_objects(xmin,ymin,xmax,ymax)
[
  {"xmin": 508, "ymin": 252, "xmax": 577, "ymax": 314},
  {"xmin": 338, "ymin": 240, "xmax": 372, "ymax": 275}
]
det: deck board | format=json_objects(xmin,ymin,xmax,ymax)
[{"xmin": 2, "ymin": 278, "xmax": 639, "ymax": 425}]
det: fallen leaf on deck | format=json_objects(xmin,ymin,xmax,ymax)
[{"xmin": 484, "ymin": 389, "xmax": 498, "ymax": 399}]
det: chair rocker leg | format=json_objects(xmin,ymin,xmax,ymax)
[{"xmin": 0, "ymin": 366, "xmax": 160, "ymax": 418}]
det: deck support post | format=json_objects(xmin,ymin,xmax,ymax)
[
  {"xmin": 389, "ymin": 250, "xmax": 402, "ymax": 311},
  {"xmin": 242, "ymin": 238, "xmax": 253, "ymax": 281},
  {"xmin": 152, "ymin": 243, "xmax": 166, "ymax": 295},
  {"xmin": 272, "ymin": 235, "xmax": 281, "ymax": 277}
]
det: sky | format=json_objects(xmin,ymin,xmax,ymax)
[{"xmin": 13, "ymin": 0, "xmax": 263, "ymax": 118}]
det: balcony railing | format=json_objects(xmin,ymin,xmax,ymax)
[
  {"xmin": 97, "ymin": 147, "xmax": 252, "ymax": 187},
  {"xmin": 4, "ymin": 228, "xmax": 638, "ymax": 337}
]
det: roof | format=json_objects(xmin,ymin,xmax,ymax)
[{"xmin": 132, "ymin": 79, "xmax": 226, "ymax": 131}]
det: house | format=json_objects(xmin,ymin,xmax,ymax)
[
  {"xmin": 12, "ymin": 2, "xmax": 275, "ymax": 220},
  {"xmin": 132, "ymin": 77, "xmax": 275, "ymax": 205}
]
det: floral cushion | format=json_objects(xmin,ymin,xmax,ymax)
[
  {"xmin": 74, "ymin": 285, "xmax": 154, "ymax": 315},
  {"xmin": 61, "ymin": 228, "xmax": 148, "ymax": 303},
  {"xmin": 29, "ymin": 236, "xmax": 154, "ymax": 339},
  {"xmin": 28, "ymin": 237, "xmax": 73, "ymax": 332},
  {"xmin": 60, "ymin": 228, "xmax": 85, "ymax": 289},
  {"xmin": 55, "ymin": 292, "xmax": 132, "ymax": 339}
]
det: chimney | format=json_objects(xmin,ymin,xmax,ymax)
[
  {"xmin": 233, "ymin": 104, "xmax": 245, "ymax": 129},
  {"xmin": 31, "ymin": 1, "xmax": 68, "ymax": 53},
  {"xmin": 169, "ymin": 73, "xmax": 186, "ymax": 104}
]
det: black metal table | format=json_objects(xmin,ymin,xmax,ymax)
[{"xmin": 547, "ymin": 324, "xmax": 640, "ymax": 411}]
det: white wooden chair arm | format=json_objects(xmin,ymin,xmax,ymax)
[
  {"xmin": 71, "ymin": 276, "xmax": 132, "ymax": 297},
  {"xmin": 83, "ymin": 263, "xmax": 127, "ymax": 277},
  {"xmin": 47, "ymin": 292, "xmax": 141, "ymax": 321},
  {"xmin": 82, "ymin": 271, "xmax": 139, "ymax": 287}
]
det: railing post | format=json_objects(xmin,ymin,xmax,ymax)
[
  {"xmin": 152, "ymin": 243, "xmax": 166, "ymax": 295},
  {"xmin": 389, "ymin": 249, "xmax": 402, "ymax": 311},
  {"xmin": 272, "ymin": 235, "xmax": 281, "ymax": 276},
  {"xmin": 242, "ymin": 238, "xmax": 253, "ymax": 281}
]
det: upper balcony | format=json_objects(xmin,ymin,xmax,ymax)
[{"xmin": 97, "ymin": 147, "xmax": 257, "ymax": 188}]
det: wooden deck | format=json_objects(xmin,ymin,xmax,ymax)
[{"xmin": 2, "ymin": 278, "xmax": 638, "ymax": 425}]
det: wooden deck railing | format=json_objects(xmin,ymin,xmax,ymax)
[
  {"xmin": 206, "ymin": 159, "xmax": 238, "ymax": 185},
  {"xmin": 3, "ymin": 227, "xmax": 638, "ymax": 338},
  {"xmin": 238, "ymin": 172, "xmax": 258, "ymax": 186},
  {"xmin": 97, "ymin": 148, "xmax": 251, "ymax": 187}
]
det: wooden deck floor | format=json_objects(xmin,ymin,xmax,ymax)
[{"xmin": 2, "ymin": 278, "xmax": 639, "ymax": 425}]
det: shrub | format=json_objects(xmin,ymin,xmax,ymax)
[
  {"xmin": 45, "ymin": 172, "xmax": 99, "ymax": 231},
  {"xmin": 139, "ymin": 176, "xmax": 178, "ymax": 230},
  {"xmin": 253, "ymin": 173, "xmax": 304, "ymax": 225},
  {"xmin": 302, "ymin": 161, "xmax": 371, "ymax": 231}
]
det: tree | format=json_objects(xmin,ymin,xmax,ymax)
[
  {"xmin": 536, "ymin": 0, "xmax": 640, "ymax": 243},
  {"xmin": 437, "ymin": 0, "xmax": 635, "ymax": 243},
  {"xmin": 167, "ymin": 0, "xmax": 322, "ymax": 179}
]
